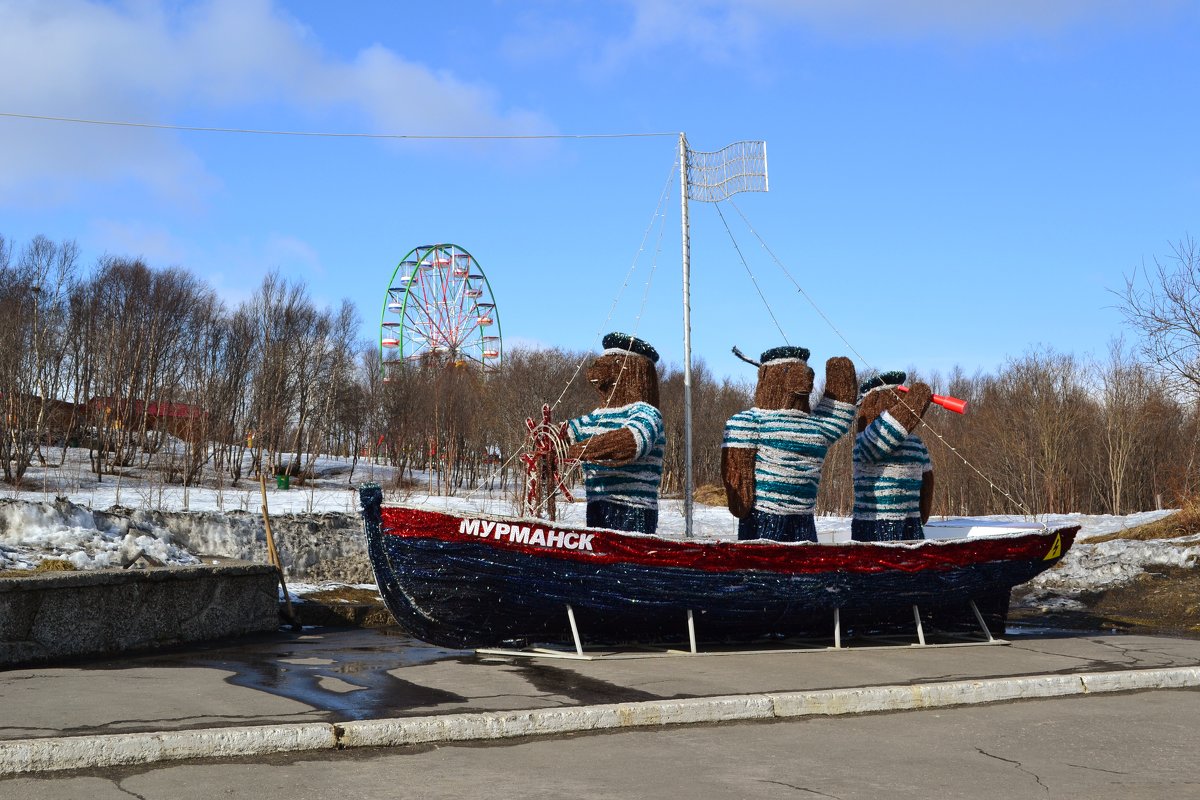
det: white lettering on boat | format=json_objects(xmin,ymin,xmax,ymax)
[{"xmin": 457, "ymin": 518, "xmax": 595, "ymax": 552}]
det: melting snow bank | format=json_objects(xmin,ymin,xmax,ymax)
[
  {"xmin": 1021, "ymin": 531, "xmax": 1200, "ymax": 607},
  {"xmin": 0, "ymin": 498, "xmax": 202, "ymax": 571},
  {"xmin": 0, "ymin": 497, "xmax": 368, "ymax": 581}
]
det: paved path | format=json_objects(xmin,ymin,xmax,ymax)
[
  {"xmin": 2, "ymin": 627, "xmax": 1199, "ymax": 776},
  {"xmin": 9, "ymin": 691, "xmax": 1200, "ymax": 799}
]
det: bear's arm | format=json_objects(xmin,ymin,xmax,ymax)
[
  {"xmin": 854, "ymin": 413, "xmax": 911, "ymax": 464},
  {"xmin": 886, "ymin": 382, "xmax": 933, "ymax": 432},
  {"xmin": 822, "ymin": 356, "xmax": 858, "ymax": 404},
  {"xmin": 722, "ymin": 446, "xmax": 756, "ymax": 518},
  {"xmin": 566, "ymin": 429, "xmax": 638, "ymax": 465},
  {"xmin": 920, "ymin": 469, "xmax": 934, "ymax": 524}
]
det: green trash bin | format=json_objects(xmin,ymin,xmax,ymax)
[{"xmin": 275, "ymin": 474, "xmax": 290, "ymax": 490}]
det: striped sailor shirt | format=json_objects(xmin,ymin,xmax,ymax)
[
  {"xmin": 722, "ymin": 397, "xmax": 856, "ymax": 516},
  {"xmin": 568, "ymin": 401, "xmax": 665, "ymax": 510},
  {"xmin": 853, "ymin": 410, "xmax": 932, "ymax": 521}
]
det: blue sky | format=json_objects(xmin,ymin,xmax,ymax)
[{"xmin": 1, "ymin": 0, "xmax": 1198, "ymax": 384}]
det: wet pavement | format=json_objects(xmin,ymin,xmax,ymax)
[
  {"xmin": 5, "ymin": 619, "xmax": 1200, "ymax": 744},
  {"xmin": 114, "ymin": 627, "xmax": 472, "ymax": 719}
]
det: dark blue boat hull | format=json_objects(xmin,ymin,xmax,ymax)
[{"xmin": 360, "ymin": 486, "xmax": 1076, "ymax": 649}]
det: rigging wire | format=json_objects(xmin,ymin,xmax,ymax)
[
  {"xmin": 463, "ymin": 154, "xmax": 677, "ymax": 512},
  {"xmin": 549, "ymin": 155, "xmax": 675, "ymax": 415},
  {"xmin": 0, "ymin": 111, "xmax": 675, "ymax": 141},
  {"xmin": 532, "ymin": 158, "xmax": 674, "ymax": 514},
  {"xmin": 727, "ymin": 198, "xmax": 869, "ymax": 370},
  {"xmin": 711, "ymin": 201, "xmax": 788, "ymax": 345},
  {"xmin": 725, "ymin": 198, "xmax": 1036, "ymax": 518}
]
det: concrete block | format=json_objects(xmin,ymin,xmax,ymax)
[{"xmin": 0, "ymin": 564, "xmax": 280, "ymax": 667}]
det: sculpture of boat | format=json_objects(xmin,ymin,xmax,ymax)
[{"xmin": 360, "ymin": 485, "xmax": 1077, "ymax": 649}]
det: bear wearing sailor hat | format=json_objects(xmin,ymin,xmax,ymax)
[
  {"xmin": 851, "ymin": 371, "xmax": 935, "ymax": 542},
  {"xmin": 722, "ymin": 346, "xmax": 857, "ymax": 542},
  {"xmin": 565, "ymin": 332, "xmax": 665, "ymax": 535}
]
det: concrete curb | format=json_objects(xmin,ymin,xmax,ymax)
[
  {"xmin": 0, "ymin": 723, "xmax": 337, "ymax": 777},
  {"xmin": 4, "ymin": 666, "xmax": 1199, "ymax": 776}
]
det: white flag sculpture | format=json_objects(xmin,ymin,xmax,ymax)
[
  {"xmin": 686, "ymin": 140, "xmax": 769, "ymax": 203},
  {"xmin": 677, "ymin": 135, "xmax": 769, "ymax": 536}
]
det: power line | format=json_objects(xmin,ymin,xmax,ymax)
[{"xmin": 0, "ymin": 111, "xmax": 675, "ymax": 141}]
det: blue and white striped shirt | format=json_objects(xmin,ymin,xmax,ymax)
[
  {"xmin": 722, "ymin": 397, "xmax": 856, "ymax": 516},
  {"xmin": 853, "ymin": 410, "xmax": 932, "ymax": 521},
  {"xmin": 568, "ymin": 401, "xmax": 665, "ymax": 510}
]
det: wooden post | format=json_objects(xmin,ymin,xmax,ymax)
[{"xmin": 260, "ymin": 467, "xmax": 299, "ymax": 629}]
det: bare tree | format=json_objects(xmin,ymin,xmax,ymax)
[
  {"xmin": 1118, "ymin": 236, "xmax": 1200, "ymax": 395},
  {"xmin": 1092, "ymin": 341, "xmax": 1153, "ymax": 514},
  {"xmin": 0, "ymin": 236, "xmax": 79, "ymax": 484}
]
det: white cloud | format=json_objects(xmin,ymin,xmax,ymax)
[
  {"xmin": 749, "ymin": 0, "xmax": 1187, "ymax": 41},
  {"xmin": 507, "ymin": 0, "xmax": 1186, "ymax": 78},
  {"xmin": 88, "ymin": 218, "xmax": 189, "ymax": 266},
  {"xmin": 81, "ymin": 219, "xmax": 328, "ymax": 309},
  {"xmin": 264, "ymin": 233, "xmax": 323, "ymax": 277},
  {"xmin": 0, "ymin": 0, "xmax": 554, "ymax": 208}
]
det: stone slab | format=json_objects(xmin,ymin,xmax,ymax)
[{"xmin": 0, "ymin": 564, "xmax": 280, "ymax": 667}]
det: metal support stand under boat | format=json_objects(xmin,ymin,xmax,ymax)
[
  {"xmin": 566, "ymin": 604, "xmax": 584, "ymax": 656},
  {"xmin": 969, "ymin": 599, "xmax": 995, "ymax": 643},
  {"xmin": 913, "ymin": 605, "xmax": 927, "ymax": 646},
  {"xmin": 474, "ymin": 600, "xmax": 1005, "ymax": 661}
]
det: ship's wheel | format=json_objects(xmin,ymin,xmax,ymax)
[
  {"xmin": 380, "ymin": 243, "xmax": 502, "ymax": 376},
  {"xmin": 521, "ymin": 404, "xmax": 575, "ymax": 521}
]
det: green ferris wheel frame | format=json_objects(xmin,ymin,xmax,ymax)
[{"xmin": 379, "ymin": 243, "xmax": 503, "ymax": 377}]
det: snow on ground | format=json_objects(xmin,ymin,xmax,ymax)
[
  {"xmin": 0, "ymin": 499, "xmax": 203, "ymax": 570},
  {"xmin": 1, "ymin": 447, "xmax": 390, "ymax": 516},
  {"xmin": 0, "ymin": 446, "xmax": 1195, "ymax": 600}
]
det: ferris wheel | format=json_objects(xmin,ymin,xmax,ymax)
[{"xmin": 380, "ymin": 243, "xmax": 502, "ymax": 376}]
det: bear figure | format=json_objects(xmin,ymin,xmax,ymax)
[
  {"xmin": 722, "ymin": 346, "xmax": 857, "ymax": 542},
  {"xmin": 565, "ymin": 332, "xmax": 665, "ymax": 534},
  {"xmin": 852, "ymin": 371, "xmax": 934, "ymax": 542}
]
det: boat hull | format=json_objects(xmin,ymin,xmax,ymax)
[{"xmin": 360, "ymin": 487, "xmax": 1077, "ymax": 649}]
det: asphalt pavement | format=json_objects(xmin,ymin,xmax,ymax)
[{"xmin": 2, "ymin": 624, "xmax": 1200, "ymax": 777}]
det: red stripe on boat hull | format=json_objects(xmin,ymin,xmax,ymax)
[{"xmin": 380, "ymin": 506, "xmax": 1077, "ymax": 576}]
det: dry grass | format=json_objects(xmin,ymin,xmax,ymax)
[
  {"xmin": 0, "ymin": 558, "xmax": 77, "ymax": 578},
  {"xmin": 304, "ymin": 586, "xmax": 383, "ymax": 604},
  {"xmin": 36, "ymin": 559, "xmax": 77, "ymax": 572},
  {"xmin": 692, "ymin": 483, "xmax": 728, "ymax": 507},
  {"xmin": 1087, "ymin": 502, "xmax": 1200, "ymax": 544}
]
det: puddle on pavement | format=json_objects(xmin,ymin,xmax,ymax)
[{"xmin": 84, "ymin": 626, "xmax": 474, "ymax": 720}]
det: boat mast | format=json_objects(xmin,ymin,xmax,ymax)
[
  {"xmin": 675, "ymin": 136, "xmax": 769, "ymax": 540},
  {"xmin": 679, "ymin": 132, "xmax": 695, "ymax": 538}
]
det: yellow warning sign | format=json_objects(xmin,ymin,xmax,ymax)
[{"xmin": 1043, "ymin": 533, "xmax": 1062, "ymax": 560}]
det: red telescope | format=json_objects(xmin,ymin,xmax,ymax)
[{"xmin": 896, "ymin": 385, "xmax": 967, "ymax": 414}]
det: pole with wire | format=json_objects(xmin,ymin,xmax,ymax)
[
  {"xmin": 679, "ymin": 137, "xmax": 769, "ymax": 538},
  {"xmin": 679, "ymin": 133, "xmax": 695, "ymax": 537}
]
